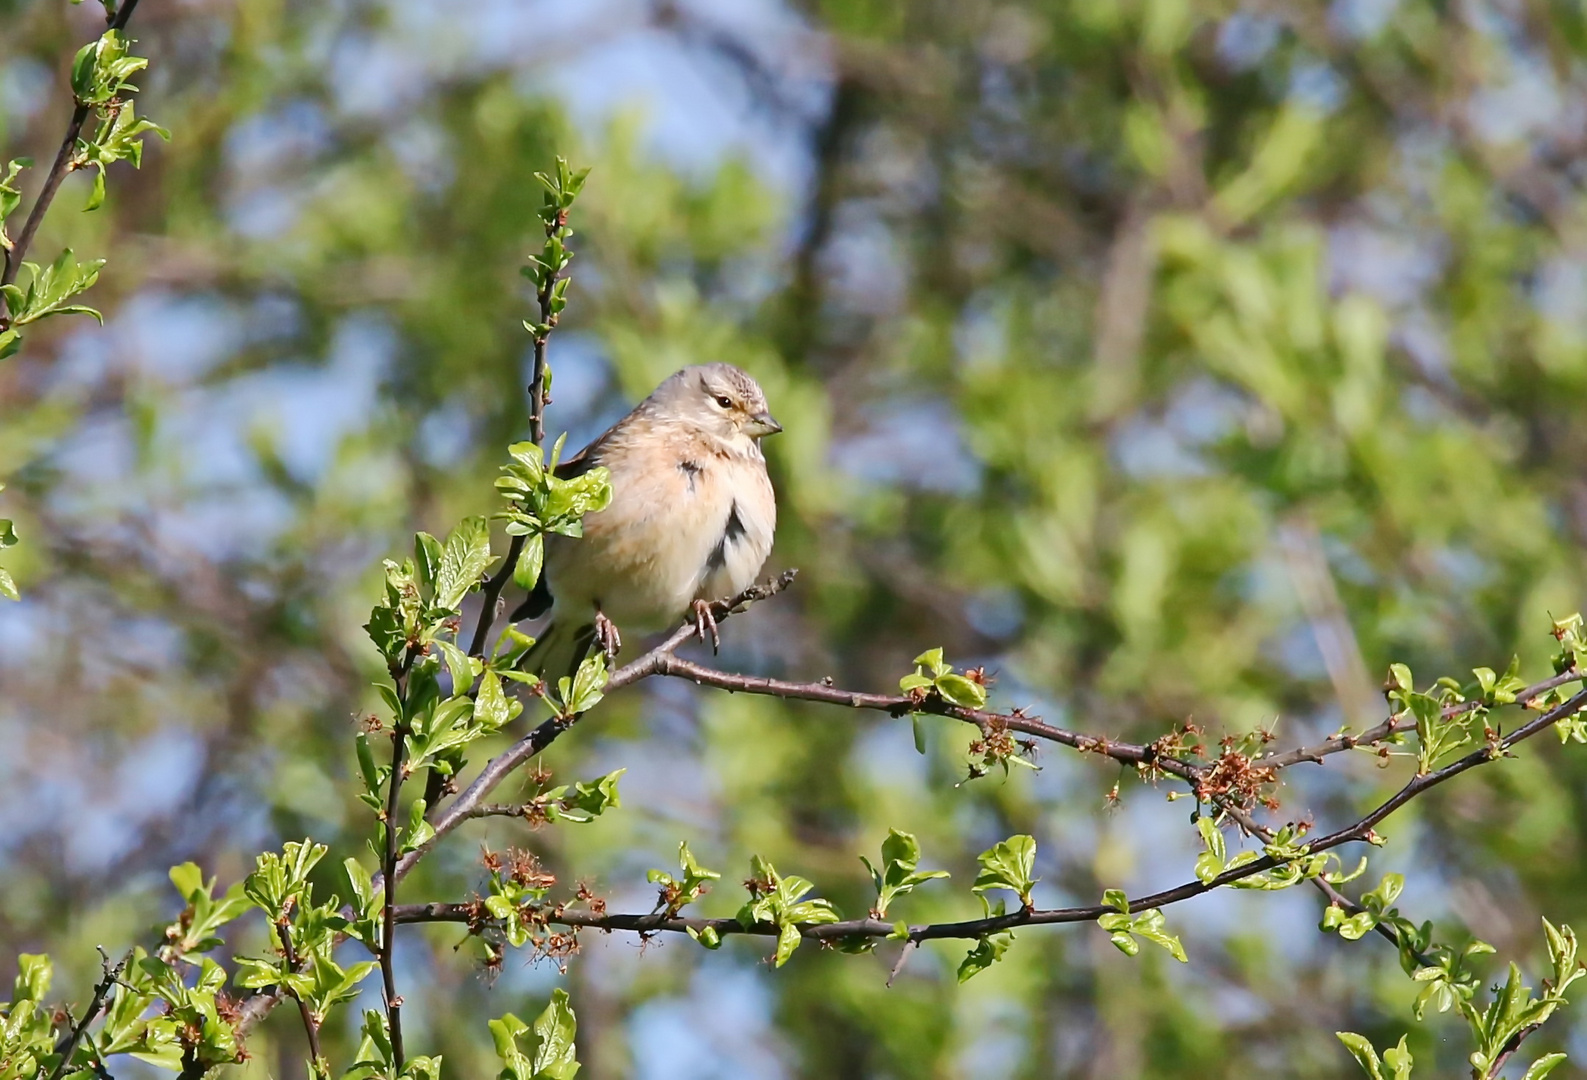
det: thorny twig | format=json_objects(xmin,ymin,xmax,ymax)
[{"xmin": 45, "ymin": 948, "xmax": 129, "ymax": 1080}]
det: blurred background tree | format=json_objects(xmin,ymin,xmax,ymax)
[{"xmin": 5, "ymin": 0, "xmax": 1587, "ymax": 1076}]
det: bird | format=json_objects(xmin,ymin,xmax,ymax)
[{"xmin": 513, "ymin": 362, "xmax": 781, "ymax": 682}]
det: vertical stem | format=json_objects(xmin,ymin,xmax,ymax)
[
  {"xmin": 464, "ymin": 210, "xmax": 562, "ymax": 659},
  {"xmin": 526, "ymin": 214, "xmax": 557, "ymax": 447},
  {"xmin": 379, "ymin": 654, "xmax": 414, "ymax": 1072},
  {"xmin": 274, "ymin": 918, "xmax": 325, "ymax": 1074}
]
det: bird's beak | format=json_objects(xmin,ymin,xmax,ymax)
[{"xmin": 748, "ymin": 411, "xmax": 783, "ymax": 437}]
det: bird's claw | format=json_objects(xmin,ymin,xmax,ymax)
[
  {"xmin": 594, "ymin": 611, "xmax": 622, "ymax": 664},
  {"xmin": 691, "ymin": 599, "xmax": 720, "ymax": 654}
]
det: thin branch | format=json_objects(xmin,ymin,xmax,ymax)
[
  {"xmin": 464, "ymin": 192, "xmax": 562, "ymax": 660},
  {"xmin": 461, "ymin": 803, "xmax": 535, "ymax": 820},
  {"xmin": 1, "ymin": 0, "xmax": 141, "ymax": 294},
  {"xmin": 1259, "ymin": 670, "xmax": 1584, "ymax": 770},
  {"xmin": 648, "ymin": 648, "xmax": 1585, "ymax": 786},
  {"xmin": 394, "ymin": 687, "xmax": 1587, "ymax": 948},
  {"xmin": 647, "ymin": 653, "xmax": 1169, "ymax": 765},
  {"xmin": 378, "ymin": 652, "xmax": 416, "ymax": 1073},
  {"xmin": 272, "ymin": 918, "xmax": 323, "ymax": 1073},
  {"xmin": 526, "ymin": 222, "xmax": 557, "ymax": 450},
  {"xmin": 46, "ymin": 948, "xmax": 129, "ymax": 1080}
]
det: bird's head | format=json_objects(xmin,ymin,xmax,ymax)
[{"xmin": 658, "ymin": 363, "xmax": 782, "ymax": 442}]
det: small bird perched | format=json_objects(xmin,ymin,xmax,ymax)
[{"xmin": 514, "ymin": 362, "xmax": 781, "ymax": 680}]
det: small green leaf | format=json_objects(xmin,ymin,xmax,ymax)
[
  {"xmin": 435, "ymin": 516, "xmax": 492, "ymax": 610},
  {"xmin": 513, "ymin": 532, "xmax": 545, "ymax": 591},
  {"xmin": 972, "ymin": 835, "xmax": 1037, "ymax": 906},
  {"xmin": 934, "ymin": 673, "xmax": 987, "ymax": 709},
  {"xmin": 83, "ymin": 166, "xmax": 106, "ymax": 211},
  {"xmin": 1336, "ymin": 1032, "xmax": 1388, "ymax": 1080},
  {"xmin": 957, "ymin": 930, "xmax": 1015, "ymax": 982},
  {"xmin": 1522, "ymin": 1053, "xmax": 1567, "ymax": 1080}
]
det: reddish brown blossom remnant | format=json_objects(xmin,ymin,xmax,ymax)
[
  {"xmin": 506, "ymin": 847, "xmax": 556, "ymax": 891},
  {"xmin": 1194, "ymin": 748, "xmax": 1279, "ymax": 812},
  {"xmin": 965, "ymin": 713, "xmax": 1039, "ymax": 780},
  {"xmin": 575, "ymin": 882, "xmax": 607, "ymax": 918}
]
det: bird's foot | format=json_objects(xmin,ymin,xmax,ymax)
[
  {"xmin": 691, "ymin": 598, "xmax": 720, "ymax": 654},
  {"xmin": 594, "ymin": 611, "xmax": 622, "ymax": 664}
]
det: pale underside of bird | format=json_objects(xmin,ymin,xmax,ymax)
[{"xmin": 514, "ymin": 362, "xmax": 781, "ymax": 680}]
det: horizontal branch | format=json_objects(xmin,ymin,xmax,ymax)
[
  {"xmin": 649, "ymin": 653, "xmax": 1179, "ymax": 769},
  {"xmin": 1257, "ymin": 669, "xmax": 1585, "ymax": 770},
  {"xmin": 394, "ymin": 686, "xmax": 1587, "ymax": 949}
]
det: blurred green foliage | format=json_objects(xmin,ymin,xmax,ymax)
[{"xmin": 6, "ymin": 0, "xmax": 1587, "ymax": 1076}]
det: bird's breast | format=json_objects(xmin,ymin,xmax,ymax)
[{"xmin": 544, "ymin": 438, "xmax": 774, "ymax": 629}]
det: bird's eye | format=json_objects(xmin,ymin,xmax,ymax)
[{"xmin": 714, "ymin": 395, "xmax": 733, "ymax": 409}]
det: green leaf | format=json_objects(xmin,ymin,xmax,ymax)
[
  {"xmin": 0, "ymin": 158, "xmax": 28, "ymax": 236},
  {"xmin": 1522, "ymin": 1053, "xmax": 1567, "ymax": 1080},
  {"xmin": 5, "ymin": 248, "xmax": 104, "ymax": 327},
  {"xmin": 687, "ymin": 925, "xmax": 722, "ymax": 949},
  {"xmin": 1193, "ymin": 818, "xmax": 1225, "ymax": 881},
  {"xmin": 475, "ymin": 670, "xmax": 519, "ymax": 730},
  {"xmin": 506, "ymin": 441, "xmax": 545, "ymax": 485},
  {"xmin": 774, "ymin": 922, "xmax": 802, "ymax": 967},
  {"xmin": 958, "ymin": 930, "xmax": 1015, "ymax": 981},
  {"xmin": 164, "ymin": 862, "xmax": 252, "ymax": 954},
  {"xmin": 736, "ymin": 856, "xmax": 839, "ymax": 966},
  {"xmin": 83, "ymin": 166, "xmax": 106, "ymax": 211},
  {"xmin": 402, "ymin": 797, "xmax": 435, "ymax": 854},
  {"xmin": 413, "ymin": 532, "xmax": 442, "ymax": 593},
  {"xmin": 544, "ymin": 769, "xmax": 625, "ymax": 823},
  {"xmin": 972, "ymin": 835, "xmax": 1037, "ymax": 906},
  {"xmin": 435, "ymin": 516, "xmax": 492, "ymax": 610},
  {"xmin": 1336, "ymin": 1032, "xmax": 1388, "ymax": 1080},
  {"xmin": 490, "ymin": 989, "xmax": 580, "ymax": 1080},
  {"xmin": 528, "ymin": 989, "xmax": 578, "ymax": 1075},
  {"xmin": 71, "ymin": 39, "xmax": 99, "ymax": 100},
  {"xmin": 1131, "ymin": 908, "xmax": 1189, "ymax": 962},
  {"xmin": 860, "ymin": 828, "xmax": 949, "ymax": 917},
  {"xmin": 514, "ymin": 532, "xmax": 544, "ymax": 591},
  {"xmin": 436, "ymin": 639, "xmax": 480, "ymax": 693},
  {"xmin": 934, "ymin": 672, "xmax": 987, "ymax": 709},
  {"xmin": 555, "ymin": 653, "xmax": 608, "ymax": 716}
]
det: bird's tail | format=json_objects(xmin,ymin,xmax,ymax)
[{"xmin": 521, "ymin": 617, "xmax": 598, "ymax": 688}]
